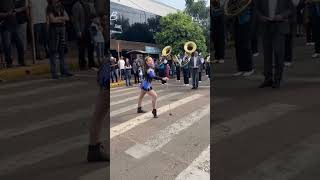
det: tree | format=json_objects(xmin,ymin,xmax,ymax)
[
  {"xmin": 147, "ymin": 16, "xmax": 161, "ymax": 33},
  {"xmin": 155, "ymin": 12, "xmax": 207, "ymax": 56},
  {"xmin": 184, "ymin": 0, "xmax": 209, "ymax": 27}
]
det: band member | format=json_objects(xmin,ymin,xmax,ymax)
[
  {"xmin": 205, "ymin": 55, "xmax": 211, "ymax": 79},
  {"xmin": 256, "ymin": 0, "xmax": 294, "ymax": 88},
  {"xmin": 311, "ymin": 1, "xmax": 320, "ymax": 58},
  {"xmin": 199, "ymin": 54, "xmax": 205, "ymax": 82},
  {"xmin": 233, "ymin": 2, "xmax": 255, "ymax": 76},
  {"xmin": 137, "ymin": 57, "xmax": 169, "ymax": 118},
  {"xmin": 87, "ymin": 56, "xmax": 109, "ymax": 162},
  {"xmin": 158, "ymin": 57, "xmax": 166, "ymax": 85},
  {"xmin": 212, "ymin": 0, "xmax": 225, "ymax": 64},
  {"xmin": 175, "ymin": 58, "xmax": 181, "ymax": 82},
  {"xmin": 285, "ymin": 0, "xmax": 300, "ymax": 67},
  {"xmin": 182, "ymin": 53, "xmax": 190, "ymax": 86},
  {"xmin": 190, "ymin": 51, "xmax": 201, "ymax": 89}
]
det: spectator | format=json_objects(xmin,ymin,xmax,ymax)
[
  {"xmin": 90, "ymin": 15, "xmax": 104, "ymax": 66},
  {"xmin": 132, "ymin": 59, "xmax": 139, "ymax": 84},
  {"xmin": 29, "ymin": 0, "xmax": 49, "ymax": 60},
  {"xmin": 0, "ymin": 0, "xmax": 25, "ymax": 67},
  {"xmin": 72, "ymin": 0, "xmax": 96, "ymax": 70},
  {"xmin": 47, "ymin": 0, "xmax": 73, "ymax": 79},
  {"xmin": 118, "ymin": 56, "xmax": 125, "ymax": 80},
  {"xmin": 14, "ymin": 0, "xmax": 28, "ymax": 52},
  {"xmin": 124, "ymin": 58, "xmax": 132, "ymax": 86},
  {"xmin": 110, "ymin": 57, "xmax": 118, "ymax": 83}
]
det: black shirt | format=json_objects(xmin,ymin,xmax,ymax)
[
  {"xmin": 47, "ymin": 2, "xmax": 66, "ymax": 27},
  {"xmin": 0, "ymin": 0, "xmax": 17, "ymax": 28}
]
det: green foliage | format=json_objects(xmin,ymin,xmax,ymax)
[
  {"xmin": 184, "ymin": 0, "xmax": 209, "ymax": 27},
  {"xmin": 155, "ymin": 12, "xmax": 207, "ymax": 56}
]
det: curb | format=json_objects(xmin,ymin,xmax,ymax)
[
  {"xmin": 111, "ymin": 81, "xmax": 126, "ymax": 88},
  {"xmin": 0, "ymin": 62, "xmax": 79, "ymax": 82}
]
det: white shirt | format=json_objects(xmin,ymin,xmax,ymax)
[
  {"xmin": 193, "ymin": 56, "xmax": 198, "ymax": 68},
  {"xmin": 30, "ymin": 0, "xmax": 48, "ymax": 24},
  {"xmin": 118, "ymin": 59, "xmax": 125, "ymax": 70},
  {"xmin": 269, "ymin": 0, "xmax": 278, "ymax": 18}
]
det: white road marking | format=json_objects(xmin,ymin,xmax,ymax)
[
  {"xmin": 125, "ymin": 104, "xmax": 210, "ymax": 159},
  {"xmin": 110, "ymin": 92, "xmax": 181, "ymax": 117},
  {"xmin": 111, "ymin": 87, "xmax": 137, "ymax": 93},
  {"xmin": 0, "ymin": 79, "xmax": 52, "ymax": 90},
  {"xmin": 212, "ymin": 103, "xmax": 298, "ymax": 144},
  {"xmin": 234, "ymin": 133, "xmax": 320, "ymax": 180},
  {"xmin": 0, "ymin": 107, "xmax": 93, "ymax": 139},
  {"xmin": 1, "ymin": 91, "xmax": 96, "ymax": 113},
  {"xmin": 110, "ymin": 90, "xmax": 165, "ymax": 106},
  {"xmin": 111, "ymin": 88, "xmax": 140, "ymax": 98},
  {"xmin": 175, "ymin": 145, "xmax": 210, "ymax": 180},
  {"xmin": 0, "ymin": 82, "xmax": 87, "ymax": 100},
  {"xmin": 110, "ymin": 94, "xmax": 203, "ymax": 139}
]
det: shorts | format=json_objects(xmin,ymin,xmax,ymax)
[{"xmin": 140, "ymin": 80, "xmax": 152, "ymax": 91}]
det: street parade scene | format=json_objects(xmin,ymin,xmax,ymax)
[{"xmin": 0, "ymin": 0, "xmax": 320, "ymax": 179}]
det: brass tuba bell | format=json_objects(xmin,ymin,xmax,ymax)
[
  {"xmin": 181, "ymin": 41, "xmax": 197, "ymax": 67},
  {"xmin": 162, "ymin": 46, "xmax": 172, "ymax": 57}
]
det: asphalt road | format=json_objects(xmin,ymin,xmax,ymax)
[
  {"xmin": 212, "ymin": 37, "xmax": 320, "ymax": 180},
  {"xmin": 0, "ymin": 70, "xmax": 210, "ymax": 180}
]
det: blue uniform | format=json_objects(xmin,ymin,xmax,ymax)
[
  {"xmin": 97, "ymin": 63, "xmax": 110, "ymax": 89},
  {"xmin": 140, "ymin": 68, "xmax": 162, "ymax": 91}
]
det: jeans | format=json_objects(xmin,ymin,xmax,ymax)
[
  {"xmin": 176, "ymin": 66, "xmax": 181, "ymax": 80},
  {"xmin": 125, "ymin": 69, "xmax": 132, "ymax": 86},
  {"xmin": 183, "ymin": 68, "xmax": 189, "ymax": 84},
  {"xmin": 0, "ymin": 26, "xmax": 12, "ymax": 65},
  {"xmin": 34, "ymin": 23, "xmax": 49, "ymax": 59},
  {"xmin": 111, "ymin": 69, "xmax": 118, "ymax": 83},
  {"xmin": 78, "ymin": 28, "xmax": 95, "ymax": 69},
  {"xmin": 95, "ymin": 42, "xmax": 105, "ymax": 65},
  {"xmin": 48, "ymin": 26, "xmax": 70, "ymax": 77},
  {"xmin": 191, "ymin": 68, "xmax": 199, "ymax": 88}
]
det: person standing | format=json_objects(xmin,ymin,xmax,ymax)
[
  {"xmin": 118, "ymin": 56, "xmax": 125, "ymax": 80},
  {"xmin": 311, "ymin": 1, "xmax": 320, "ymax": 58},
  {"xmin": 0, "ymin": 0, "xmax": 24, "ymax": 67},
  {"xmin": 256, "ymin": 0, "xmax": 294, "ymax": 88},
  {"xmin": 304, "ymin": 1, "xmax": 314, "ymax": 45},
  {"xmin": 190, "ymin": 51, "xmax": 201, "ymax": 89},
  {"xmin": 124, "ymin": 58, "xmax": 132, "ymax": 86},
  {"xmin": 90, "ymin": 15, "xmax": 104, "ymax": 66},
  {"xmin": 47, "ymin": 0, "xmax": 73, "ymax": 79},
  {"xmin": 175, "ymin": 58, "xmax": 181, "ymax": 82},
  {"xmin": 14, "ymin": 0, "xmax": 28, "ymax": 62},
  {"xmin": 72, "ymin": 0, "xmax": 96, "ymax": 70},
  {"xmin": 29, "ymin": 0, "xmax": 49, "ymax": 60},
  {"xmin": 110, "ymin": 57, "xmax": 118, "ymax": 83},
  {"xmin": 158, "ymin": 57, "xmax": 166, "ymax": 85},
  {"xmin": 232, "ymin": 3, "xmax": 255, "ymax": 77},
  {"xmin": 212, "ymin": 0, "xmax": 225, "ymax": 64},
  {"xmin": 132, "ymin": 59, "xmax": 139, "ymax": 84}
]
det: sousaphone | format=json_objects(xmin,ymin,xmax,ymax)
[
  {"xmin": 224, "ymin": 0, "xmax": 252, "ymax": 17},
  {"xmin": 182, "ymin": 41, "xmax": 197, "ymax": 67}
]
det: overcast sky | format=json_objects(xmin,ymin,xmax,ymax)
[{"xmin": 154, "ymin": 0, "xmax": 209, "ymax": 10}]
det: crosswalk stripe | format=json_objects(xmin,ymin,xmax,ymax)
[
  {"xmin": 0, "ymin": 133, "xmax": 106, "ymax": 176},
  {"xmin": 212, "ymin": 103, "xmax": 298, "ymax": 144},
  {"xmin": 234, "ymin": 133, "xmax": 320, "ymax": 180},
  {"xmin": 78, "ymin": 167, "xmax": 107, "ymax": 180},
  {"xmin": 0, "ymin": 82, "xmax": 87, "ymax": 100},
  {"xmin": 110, "ymin": 94, "xmax": 203, "ymax": 139},
  {"xmin": 111, "ymin": 88, "xmax": 140, "ymax": 98},
  {"xmin": 125, "ymin": 104, "xmax": 210, "ymax": 159},
  {"xmin": 175, "ymin": 145, "xmax": 210, "ymax": 180},
  {"xmin": 110, "ymin": 90, "xmax": 165, "ymax": 106},
  {"xmin": 111, "ymin": 87, "xmax": 137, "ymax": 93},
  {"xmin": 0, "ymin": 79, "xmax": 51, "ymax": 90},
  {"xmin": 1, "ymin": 91, "xmax": 96, "ymax": 113},
  {"xmin": 110, "ymin": 92, "xmax": 182, "ymax": 117},
  {"xmin": 0, "ymin": 107, "xmax": 93, "ymax": 140}
]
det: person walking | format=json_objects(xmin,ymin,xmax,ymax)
[
  {"xmin": 256, "ymin": 0, "xmax": 294, "ymax": 88},
  {"xmin": 182, "ymin": 52, "xmax": 190, "ymax": 86},
  {"xmin": 190, "ymin": 51, "xmax": 201, "ymax": 89},
  {"xmin": 47, "ymin": 0, "xmax": 73, "ymax": 79}
]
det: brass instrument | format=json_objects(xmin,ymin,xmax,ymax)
[
  {"xmin": 206, "ymin": 56, "xmax": 211, "ymax": 63},
  {"xmin": 181, "ymin": 41, "xmax": 197, "ymax": 67},
  {"xmin": 162, "ymin": 46, "xmax": 172, "ymax": 57},
  {"xmin": 224, "ymin": 0, "xmax": 252, "ymax": 17}
]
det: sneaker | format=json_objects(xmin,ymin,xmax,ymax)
[
  {"xmin": 312, "ymin": 53, "xmax": 320, "ymax": 58},
  {"xmin": 233, "ymin": 72, "xmax": 244, "ymax": 76},
  {"xmin": 199, "ymin": 81, "xmax": 202, "ymax": 83},
  {"xmin": 253, "ymin": 52, "xmax": 260, "ymax": 57},
  {"xmin": 218, "ymin": 59, "xmax": 225, "ymax": 64},
  {"xmin": 87, "ymin": 143, "xmax": 109, "ymax": 162},
  {"xmin": 284, "ymin": 62, "xmax": 292, "ymax": 67},
  {"xmin": 242, "ymin": 69, "xmax": 255, "ymax": 77},
  {"xmin": 178, "ymin": 80, "xmax": 180, "ymax": 82},
  {"xmin": 186, "ymin": 84, "xmax": 190, "ymax": 86},
  {"xmin": 137, "ymin": 107, "xmax": 146, "ymax": 113}
]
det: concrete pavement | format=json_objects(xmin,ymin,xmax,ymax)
[{"xmin": 212, "ymin": 37, "xmax": 320, "ymax": 180}]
